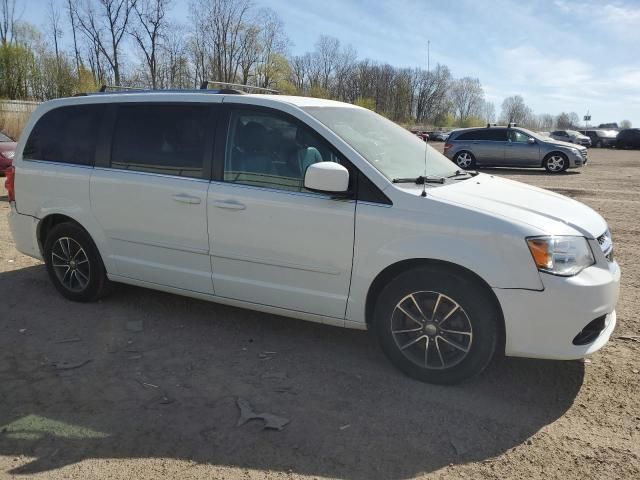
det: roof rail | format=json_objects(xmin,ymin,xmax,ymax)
[
  {"xmin": 200, "ymin": 81, "xmax": 279, "ymax": 94},
  {"xmin": 99, "ymin": 84, "xmax": 148, "ymax": 93},
  {"xmin": 508, "ymin": 122, "xmax": 518, "ymax": 128}
]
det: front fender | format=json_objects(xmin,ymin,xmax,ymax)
[{"xmin": 345, "ymin": 200, "xmax": 543, "ymax": 324}]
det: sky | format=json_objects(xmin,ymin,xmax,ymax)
[{"xmin": 25, "ymin": 0, "xmax": 640, "ymax": 126}]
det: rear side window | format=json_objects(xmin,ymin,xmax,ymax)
[
  {"xmin": 111, "ymin": 104, "xmax": 209, "ymax": 179},
  {"xmin": 455, "ymin": 131, "xmax": 479, "ymax": 141},
  {"xmin": 23, "ymin": 105, "xmax": 103, "ymax": 165},
  {"xmin": 477, "ymin": 129, "xmax": 508, "ymax": 141}
]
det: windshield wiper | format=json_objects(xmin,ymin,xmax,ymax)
[
  {"xmin": 447, "ymin": 170, "xmax": 480, "ymax": 179},
  {"xmin": 392, "ymin": 175, "xmax": 445, "ymax": 185}
]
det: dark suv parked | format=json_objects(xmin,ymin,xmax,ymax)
[
  {"xmin": 616, "ymin": 129, "xmax": 640, "ymax": 149},
  {"xmin": 579, "ymin": 129, "xmax": 617, "ymax": 148},
  {"xmin": 444, "ymin": 125, "xmax": 588, "ymax": 173}
]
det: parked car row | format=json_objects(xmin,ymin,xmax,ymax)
[
  {"xmin": 541, "ymin": 128, "xmax": 639, "ymax": 149},
  {"xmin": 0, "ymin": 132, "xmax": 17, "ymax": 176},
  {"xmin": 549, "ymin": 130, "xmax": 591, "ymax": 147},
  {"xmin": 578, "ymin": 129, "xmax": 617, "ymax": 148},
  {"xmin": 410, "ymin": 129, "xmax": 451, "ymax": 142}
]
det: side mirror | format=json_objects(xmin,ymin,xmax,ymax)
[
  {"xmin": 528, "ymin": 137, "xmax": 535, "ymax": 144},
  {"xmin": 304, "ymin": 162, "xmax": 350, "ymax": 194}
]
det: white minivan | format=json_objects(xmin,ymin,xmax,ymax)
[{"xmin": 6, "ymin": 90, "xmax": 620, "ymax": 384}]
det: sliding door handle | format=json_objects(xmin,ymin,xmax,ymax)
[
  {"xmin": 212, "ymin": 199, "xmax": 246, "ymax": 210},
  {"xmin": 172, "ymin": 193, "xmax": 202, "ymax": 204}
]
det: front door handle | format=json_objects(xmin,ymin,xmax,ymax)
[
  {"xmin": 172, "ymin": 193, "xmax": 202, "ymax": 204},
  {"xmin": 212, "ymin": 199, "xmax": 246, "ymax": 210}
]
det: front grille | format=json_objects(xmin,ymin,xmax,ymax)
[{"xmin": 597, "ymin": 230, "xmax": 614, "ymax": 261}]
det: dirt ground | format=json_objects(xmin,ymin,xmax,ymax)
[{"xmin": 1, "ymin": 147, "xmax": 639, "ymax": 480}]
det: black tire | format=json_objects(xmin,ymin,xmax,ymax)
[
  {"xmin": 543, "ymin": 153, "xmax": 569, "ymax": 173},
  {"xmin": 43, "ymin": 222, "xmax": 111, "ymax": 302},
  {"xmin": 454, "ymin": 151, "xmax": 476, "ymax": 169},
  {"xmin": 373, "ymin": 266, "xmax": 498, "ymax": 384}
]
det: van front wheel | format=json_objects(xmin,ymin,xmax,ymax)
[{"xmin": 373, "ymin": 266, "xmax": 497, "ymax": 384}]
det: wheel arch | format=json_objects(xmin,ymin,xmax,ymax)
[
  {"xmin": 37, "ymin": 213, "xmax": 91, "ymax": 255},
  {"xmin": 364, "ymin": 258, "xmax": 506, "ymax": 354}
]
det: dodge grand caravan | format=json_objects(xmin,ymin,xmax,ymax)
[{"xmin": 6, "ymin": 91, "xmax": 620, "ymax": 384}]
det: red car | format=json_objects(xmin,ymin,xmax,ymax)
[{"xmin": 0, "ymin": 132, "xmax": 17, "ymax": 176}]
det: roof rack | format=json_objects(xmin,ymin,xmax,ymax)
[
  {"xmin": 486, "ymin": 123, "xmax": 497, "ymax": 128},
  {"xmin": 508, "ymin": 122, "xmax": 518, "ymax": 128},
  {"xmin": 91, "ymin": 84, "xmax": 241, "ymax": 96},
  {"xmin": 99, "ymin": 84, "xmax": 147, "ymax": 92},
  {"xmin": 200, "ymin": 81, "xmax": 280, "ymax": 94}
]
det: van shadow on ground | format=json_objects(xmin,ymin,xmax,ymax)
[{"xmin": 0, "ymin": 265, "xmax": 584, "ymax": 479}]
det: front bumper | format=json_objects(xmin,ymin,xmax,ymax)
[{"xmin": 495, "ymin": 258, "xmax": 620, "ymax": 360}]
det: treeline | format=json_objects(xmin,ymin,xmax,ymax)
[{"xmin": 0, "ymin": 0, "xmax": 622, "ymax": 130}]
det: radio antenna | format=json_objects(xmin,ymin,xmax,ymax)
[
  {"xmin": 421, "ymin": 39, "xmax": 430, "ymax": 198},
  {"xmin": 421, "ymin": 136, "xmax": 428, "ymax": 197}
]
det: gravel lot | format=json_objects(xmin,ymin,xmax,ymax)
[{"xmin": 1, "ymin": 147, "xmax": 639, "ymax": 479}]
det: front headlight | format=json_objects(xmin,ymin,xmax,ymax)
[{"xmin": 526, "ymin": 236, "xmax": 595, "ymax": 276}]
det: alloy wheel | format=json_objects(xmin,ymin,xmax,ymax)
[
  {"xmin": 391, "ymin": 291, "xmax": 473, "ymax": 370},
  {"xmin": 51, "ymin": 237, "xmax": 91, "ymax": 292},
  {"xmin": 456, "ymin": 152, "xmax": 473, "ymax": 168},
  {"xmin": 546, "ymin": 155, "xmax": 566, "ymax": 172}
]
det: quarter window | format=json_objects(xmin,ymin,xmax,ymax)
[
  {"xmin": 111, "ymin": 104, "xmax": 209, "ymax": 179},
  {"xmin": 224, "ymin": 110, "xmax": 340, "ymax": 192},
  {"xmin": 455, "ymin": 131, "xmax": 479, "ymax": 141},
  {"xmin": 23, "ymin": 105, "xmax": 103, "ymax": 165}
]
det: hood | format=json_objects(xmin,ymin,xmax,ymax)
[
  {"xmin": 546, "ymin": 138, "xmax": 586, "ymax": 150},
  {"xmin": 426, "ymin": 174, "xmax": 607, "ymax": 238}
]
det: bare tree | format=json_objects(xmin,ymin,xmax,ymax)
[
  {"xmin": 501, "ymin": 95, "xmax": 531, "ymax": 124},
  {"xmin": 315, "ymin": 35, "xmax": 339, "ymax": 90},
  {"xmin": 73, "ymin": 0, "xmax": 138, "ymax": 86},
  {"xmin": 538, "ymin": 113, "xmax": 554, "ymax": 130},
  {"xmin": 191, "ymin": 0, "xmax": 252, "ymax": 84},
  {"xmin": 450, "ymin": 77, "xmax": 483, "ymax": 123},
  {"xmin": 568, "ymin": 112, "xmax": 580, "ymax": 128},
  {"xmin": 289, "ymin": 54, "xmax": 306, "ymax": 92},
  {"xmin": 254, "ymin": 8, "xmax": 288, "ymax": 88},
  {"xmin": 238, "ymin": 23, "xmax": 259, "ymax": 85},
  {"xmin": 0, "ymin": 0, "xmax": 18, "ymax": 44},
  {"xmin": 480, "ymin": 100, "xmax": 495, "ymax": 124},
  {"xmin": 130, "ymin": 0, "xmax": 169, "ymax": 88},
  {"xmin": 556, "ymin": 112, "xmax": 571, "ymax": 129},
  {"xmin": 67, "ymin": 0, "xmax": 82, "ymax": 74}
]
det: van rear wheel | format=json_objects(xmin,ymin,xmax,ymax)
[
  {"xmin": 373, "ymin": 266, "xmax": 497, "ymax": 384},
  {"xmin": 44, "ymin": 222, "xmax": 110, "ymax": 302}
]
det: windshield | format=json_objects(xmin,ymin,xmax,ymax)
[{"xmin": 303, "ymin": 106, "xmax": 458, "ymax": 180}]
